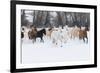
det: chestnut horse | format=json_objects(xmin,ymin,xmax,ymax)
[{"xmin": 79, "ymin": 27, "xmax": 88, "ymax": 43}]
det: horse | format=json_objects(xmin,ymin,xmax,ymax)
[
  {"xmin": 28, "ymin": 28, "xmax": 46, "ymax": 43},
  {"xmin": 28, "ymin": 27, "xmax": 37, "ymax": 39},
  {"xmin": 51, "ymin": 28, "xmax": 59, "ymax": 45},
  {"xmin": 21, "ymin": 26, "xmax": 25, "ymax": 39},
  {"xmin": 69, "ymin": 26, "xmax": 80, "ymax": 39},
  {"xmin": 79, "ymin": 27, "xmax": 88, "ymax": 43},
  {"xmin": 35, "ymin": 29, "xmax": 46, "ymax": 42},
  {"xmin": 28, "ymin": 30, "xmax": 32, "ymax": 39},
  {"xmin": 21, "ymin": 32, "xmax": 24, "ymax": 39},
  {"xmin": 46, "ymin": 27, "xmax": 54, "ymax": 39},
  {"xmin": 51, "ymin": 27, "xmax": 68, "ymax": 47}
]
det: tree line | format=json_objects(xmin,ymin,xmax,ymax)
[{"xmin": 21, "ymin": 10, "xmax": 90, "ymax": 28}]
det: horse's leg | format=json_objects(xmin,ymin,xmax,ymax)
[
  {"xmin": 32, "ymin": 39, "xmax": 35, "ymax": 43},
  {"xmin": 52, "ymin": 39, "xmax": 55, "ymax": 43},
  {"xmin": 40, "ymin": 37, "xmax": 44, "ymax": 42},
  {"xmin": 50, "ymin": 34, "xmax": 51, "ymax": 39},
  {"xmin": 32, "ymin": 37, "xmax": 36, "ymax": 43},
  {"xmin": 21, "ymin": 39, "xmax": 23, "ymax": 43},
  {"xmin": 60, "ymin": 39, "xmax": 63, "ymax": 47},
  {"xmin": 29, "ymin": 36, "xmax": 31, "ymax": 39},
  {"xmin": 79, "ymin": 36, "xmax": 81, "ymax": 40},
  {"xmin": 85, "ymin": 35, "xmax": 88, "ymax": 43},
  {"xmin": 83, "ymin": 37, "xmax": 85, "ymax": 43},
  {"xmin": 34, "ymin": 37, "xmax": 36, "ymax": 42},
  {"xmin": 71, "ymin": 34, "xmax": 73, "ymax": 39}
]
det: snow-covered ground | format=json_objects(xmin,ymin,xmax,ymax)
[{"xmin": 21, "ymin": 29, "xmax": 90, "ymax": 64}]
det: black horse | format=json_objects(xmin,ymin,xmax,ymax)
[
  {"xmin": 33, "ymin": 29, "xmax": 46, "ymax": 42},
  {"xmin": 21, "ymin": 32, "xmax": 24, "ymax": 39},
  {"xmin": 21, "ymin": 27, "xmax": 25, "ymax": 39}
]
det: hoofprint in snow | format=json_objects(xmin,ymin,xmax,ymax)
[{"xmin": 21, "ymin": 28, "xmax": 90, "ymax": 64}]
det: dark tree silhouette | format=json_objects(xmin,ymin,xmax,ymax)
[{"xmin": 21, "ymin": 10, "xmax": 90, "ymax": 28}]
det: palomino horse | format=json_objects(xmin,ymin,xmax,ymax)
[
  {"xmin": 46, "ymin": 27, "xmax": 54, "ymax": 39},
  {"xmin": 69, "ymin": 26, "xmax": 80, "ymax": 39}
]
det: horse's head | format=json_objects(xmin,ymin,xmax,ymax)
[
  {"xmin": 85, "ymin": 27, "xmax": 89, "ymax": 31},
  {"xmin": 42, "ymin": 29, "xmax": 46, "ymax": 35}
]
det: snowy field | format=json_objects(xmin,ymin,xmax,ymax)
[{"xmin": 21, "ymin": 30, "xmax": 90, "ymax": 64}]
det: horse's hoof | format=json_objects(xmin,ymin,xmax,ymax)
[{"xmin": 56, "ymin": 43, "xmax": 57, "ymax": 45}]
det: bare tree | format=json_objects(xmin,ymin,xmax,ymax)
[
  {"xmin": 21, "ymin": 10, "xmax": 90, "ymax": 28},
  {"xmin": 21, "ymin": 10, "xmax": 27, "ymax": 26},
  {"xmin": 57, "ymin": 12, "xmax": 63, "ymax": 28}
]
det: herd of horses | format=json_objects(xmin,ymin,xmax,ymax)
[{"xmin": 21, "ymin": 25, "xmax": 89, "ymax": 45}]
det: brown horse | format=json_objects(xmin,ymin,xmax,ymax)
[
  {"xmin": 28, "ymin": 27, "xmax": 37, "ymax": 40},
  {"xmin": 28, "ymin": 27, "xmax": 46, "ymax": 43},
  {"xmin": 79, "ymin": 27, "xmax": 88, "ymax": 43}
]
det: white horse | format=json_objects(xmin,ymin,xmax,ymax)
[{"xmin": 51, "ymin": 26, "xmax": 69, "ymax": 47}]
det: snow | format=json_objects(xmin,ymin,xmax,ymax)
[{"xmin": 21, "ymin": 28, "xmax": 90, "ymax": 64}]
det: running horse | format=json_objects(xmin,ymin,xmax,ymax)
[
  {"xmin": 35, "ymin": 29, "xmax": 46, "ymax": 42},
  {"xmin": 28, "ymin": 28, "xmax": 46, "ymax": 43},
  {"xmin": 79, "ymin": 27, "xmax": 88, "ymax": 43},
  {"xmin": 28, "ymin": 27, "xmax": 37, "ymax": 39}
]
